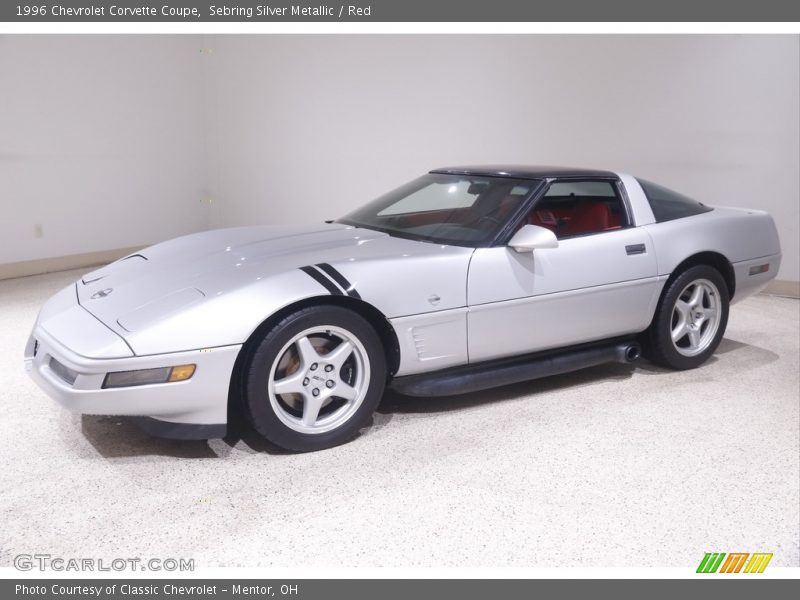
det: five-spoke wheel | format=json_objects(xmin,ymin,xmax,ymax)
[
  {"xmin": 646, "ymin": 264, "xmax": 729, "ymax": 370},
  {"xmin": 243, "ymin": 306, "xmax": 386, "ymax": 451},
  {"xmin": 268, "ymin": 326, "xmax": 369, "ymax": 434},
  {"xmin": 670, "ymin": 278, "xmax": 722, "ymax": 357}
]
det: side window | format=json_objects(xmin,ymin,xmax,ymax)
[
  {"xmin": 636, "ymin": 178, "xmax": 713, "ymax": 222},
  {"xmin": 522, "ymin": 180, "xmax": 628, "ymax": 239}
]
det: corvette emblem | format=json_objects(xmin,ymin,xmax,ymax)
[{"xmin": 90, "ymin": 288, "xmax": 113, "ymax": 299}]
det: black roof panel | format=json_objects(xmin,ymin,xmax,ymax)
[{"xmin": 430, "ymin": 165, "xmax": 617, "ymax": 180}]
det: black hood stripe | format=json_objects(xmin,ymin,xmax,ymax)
[
  {"xmin": 315, "ymin": 263, "xmax": 362, "ymax": 299},
  {"xmin": 299, "ymin": 266, "xmax": 343, "ymax": 296}
]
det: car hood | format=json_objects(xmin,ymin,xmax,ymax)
[{"xmin": 77, "ymin": 222, "xmax": 472, "ymax": 337}]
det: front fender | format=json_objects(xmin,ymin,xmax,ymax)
[{"xmin": 122, "ymin": 269, "xmax": 338, "ymax": 356}]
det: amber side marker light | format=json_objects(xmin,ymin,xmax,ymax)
[
  {"xmin": 103, "ymin": 364, "xmax": 196, "ymax": 389},
  {"xmin": 748, "ymin": 264, "xmax": 769, "ymax": 276},
  {"xmin": 169, "ymin": 364, "xmax": 196, "ymax": 382}
]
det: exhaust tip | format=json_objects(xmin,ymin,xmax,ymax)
[{"xmin": 624, "ymin": 344, "xmax": 641, "ymax": 362}]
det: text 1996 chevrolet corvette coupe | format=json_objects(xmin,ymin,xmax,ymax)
[{"xmin": 25, "ymin": 166, "xmax": 781, "ymax": 451}]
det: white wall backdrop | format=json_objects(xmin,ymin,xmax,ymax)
[
  {"xmin": 2, "ymin": 35, "xmax": 798, "ymax": 281},
  {"xmin": 0, "ymin": 35, "xmax": 207, "ymax": 264},
  {"xmin": 204, "ymin": 35, "xmax": 799, "ymax": 281}
]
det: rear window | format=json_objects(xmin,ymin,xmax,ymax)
[{"xmin": 637, "ymin": 178, "xmax": 713, "ymax": 222}]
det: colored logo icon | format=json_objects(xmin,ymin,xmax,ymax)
[{"xmin": 696, "ymin": 552, "xmax": 773, "ymax": 573}]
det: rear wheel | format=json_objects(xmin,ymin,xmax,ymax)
[
  {"xmin": 244, "ymin": 306, "xmax": 386, "ymax": 451},
  {"xmin": 646, "ymin": 265, "xmax": 729, "ymax": 370}
]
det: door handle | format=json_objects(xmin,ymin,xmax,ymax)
[{"xmin": 626, "ymin": 244, "xmax": 646, "ymax": 255}]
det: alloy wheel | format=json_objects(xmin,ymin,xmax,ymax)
[
  {"xmin": 267, "ymin": 325, "xmax": 370, "ymax": 434},
  {"xmin": 670, "ymin": 278, "xmax": 722, "ymax": 357}
]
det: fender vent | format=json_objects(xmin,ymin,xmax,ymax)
[{"xmin": 411, "ymin": 329, "xmax": 427, "ymax": 359}]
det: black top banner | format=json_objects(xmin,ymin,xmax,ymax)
[{"xmin": 2, "ymin": 0, "xmax": 800, "ymax": 22}]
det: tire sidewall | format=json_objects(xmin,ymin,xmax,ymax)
[
  {"xmin": 244, "ymin": 306, "xmax": 386, "ymax": 452},
  {"xmin": 651, "ymin": 265, "xmax": 730, "ymax": 370}
]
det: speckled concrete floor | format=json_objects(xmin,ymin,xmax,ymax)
[{"xmin": 0, "ymin": 268, "xmax": 797, "ymax": 569}]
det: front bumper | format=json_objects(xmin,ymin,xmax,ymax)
[{"xmin": 25, "ymin": 317, "xmax": 241, "ymax": 439}]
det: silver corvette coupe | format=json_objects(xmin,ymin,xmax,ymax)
[{"xmin": 25, "ymin": 166, "xmax": 781, "ymax": 451}]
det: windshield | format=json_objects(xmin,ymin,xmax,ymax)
[{"xmin": 338, "ymin": 174, "xmax": 542, "ymax": 247}]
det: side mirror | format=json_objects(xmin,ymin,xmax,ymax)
[{"xmin": 508, "ymin": 224, "xmax": 559, "ymax": 253}]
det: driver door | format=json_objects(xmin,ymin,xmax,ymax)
[{"xmin": 466, "ymin": 179, "xmax": 660, "ymax": 362}]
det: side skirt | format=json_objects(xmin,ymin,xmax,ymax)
[{"xmin": 389, "ymin": 338, "xmax": 641, "ymax": 397}]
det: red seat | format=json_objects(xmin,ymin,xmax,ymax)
[
  {"xmin": 529, "ymin": 209, "xmax": 558, "ymax": 232},
  {"xmin": 564, "ymin": 202, "xmax": 610, "ymax": 236}
]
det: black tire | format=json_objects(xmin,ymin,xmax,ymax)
[
  {"xmin": 645, "ymin": 264, "xmax": 730, "ymax": 370},
  {"xmin": 243, "ymin": 306, "xmax": 386, "ymax": 452}
]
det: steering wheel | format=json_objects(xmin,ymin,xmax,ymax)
[{"xmin": 475, "ymin": 215, "xmax": 502, "ymax": 229}]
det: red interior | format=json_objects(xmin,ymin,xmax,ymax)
[
  {"xmin": 565, "ymin": 202, "xmax": 610, "ymax": 235},
  {"xmin": 386, "ymin": 197, "xmax": 623, "ymax": 239},
  {"xmin": 528, "ymin": 200, "xmax": 622, "ymax": 237}
]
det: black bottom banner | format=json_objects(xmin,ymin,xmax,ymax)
[{"xmin": 2, "ymin": 579, "xmax": 796, "ymax": 600}]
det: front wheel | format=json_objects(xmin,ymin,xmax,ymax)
[
  {"xmin": 244, "ymin": 306, "xmax": 386, "ymax": 451},
  {"xmin": 645, "ymin": 265, "xmax": 730, "ymax": 370}
]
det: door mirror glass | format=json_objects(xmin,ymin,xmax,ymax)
[{"xmin": 508, "ymin": 224, "xmax": 559, "ymax": 253}]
